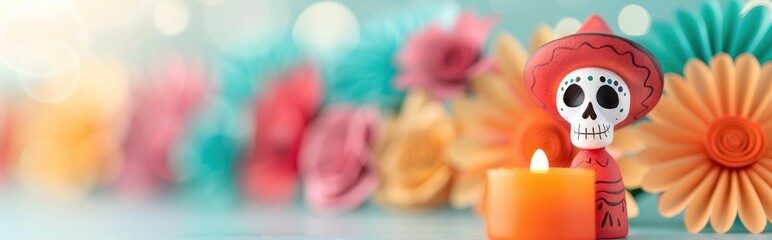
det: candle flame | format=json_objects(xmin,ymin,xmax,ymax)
[{"xmin": 530, "ymin": 149, "xmax": 549, "ymax": 173}]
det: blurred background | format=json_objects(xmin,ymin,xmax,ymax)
[{"xmin": 0, "ymin": 0, "xmax": 769, "ymax": 239}]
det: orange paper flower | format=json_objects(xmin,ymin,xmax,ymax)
[
  {"xmin": 448, "ymin": 28, "xmax": 578, "ymax": 209},
  {"xmin": 635, "ymin": 53, "xmax": 772, "ymax": 233},
  {"xmin": 376, "ymin": 91, "xmax": 454, "ymax": 210}
]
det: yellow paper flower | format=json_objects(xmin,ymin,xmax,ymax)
[
  {"xmin": 13, "ymin": 57, "xmax": 129, "ymax": 202},
  {"xmin": 448, "ymin": 27, "xmax": 577, "ymax": 209},
  {"xmin": 635, "ymin": 53, "xmax": 772, "ymax": 233},
  {"xmin": 376, "ymin": 91, "xmax": 455, "ymax": 210}
]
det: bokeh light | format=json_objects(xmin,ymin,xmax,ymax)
[
  {"xmin": 0, "ymin": 11, "xmax": 86, "ymax": 102},
  {"xmin": 293, "ymin": 1, "xmax": 360, "ymax": 58},
  {"xmin": 72, "ymin": 0, "xmax": 149, "ymax": 31},
  {"xmin": 15, "ymin": 39, "xmax": 81, "ymax": 103},
  {"xmin": 204, "ymin": 0, "xmax": 290, "ymax": 57},
  {"xmin": 554, "ymin": 17, "xmax": 581, "ymax": 37},
  {"xmin": 618, "ymin": 4, "xmax": 651, "ymax": 36},
  {"xmin": 0, "ymin": 10, "xmax": 87, "ymax": 55},
  {"xmin": 153, "ymin": 0, "xmax": 190, "ymax": 36},
  {"xmin": 15, "ymin": 0, "xmax": 72, "ymax": 20}
]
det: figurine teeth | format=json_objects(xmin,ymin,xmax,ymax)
[{"xmin": 572, "ymin": 124, "xmax": 612, "ymax": 138}]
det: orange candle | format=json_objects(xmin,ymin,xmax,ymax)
[{"xmin": 486, "ymin": 149, "xmax": 595, "ymax": 240}]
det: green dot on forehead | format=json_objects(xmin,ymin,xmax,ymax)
[{"xmin": 588, "ymin": 76, "xmax": 593, "ymax": 81}]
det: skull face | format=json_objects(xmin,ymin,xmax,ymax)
[{"xmin": 556, "ymin": 67, "xmax": 631, "ymax": 149}]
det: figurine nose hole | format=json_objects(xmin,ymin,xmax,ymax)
[{"xmin": 582, "ymin": 102, "xmax": 597, "ymax": 120}]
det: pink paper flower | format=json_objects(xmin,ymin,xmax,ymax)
[
  {"xmin": 300, "ymin": 106, "xmax": 380, "ymax": 215},
  {"xmin": 395, "ymin": 12, "xmax": 496, "ymax": 100},
  {"xmin": 118, "ymin": 54, "xmax": 209, "ymax": 198},
  {"xmin": 242, "ymin": 65, "xmax": 322, "ymax": 205}
]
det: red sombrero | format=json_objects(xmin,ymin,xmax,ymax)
[{"xmin": 525, "ymin": 15, "xmax": 663, "ymax": 129}]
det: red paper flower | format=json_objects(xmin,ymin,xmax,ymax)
[
  {"xmin": 0, "ymin": 107, "xmax": 14, "ymax": 186},
  {"xmin": 299, "ymin": 106, "xmax": 380, "ymax": 214},
  {"xmin": 118, "ymin": 54, "xmax": 209, "ymax": 198},
  {"xmin": 395, "ymin": 11, "xmax": 496, "ymax": 100},
  {"xmin": 242, "ymin": 65, "xmax": 322, "ymax": 204}
]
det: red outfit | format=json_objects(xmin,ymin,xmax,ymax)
[{"xmin": 571, "ymin": 148, "xmax": 628, "ymax": 239}]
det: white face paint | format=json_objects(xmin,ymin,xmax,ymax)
[{"xmin": 556, "ymin": 67, "xmax": 631, "ymax": 149}]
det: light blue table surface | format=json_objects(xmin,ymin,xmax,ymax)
[{"xmin": 0, "ymin": 189, "xmax": 769, "ymax": 239}]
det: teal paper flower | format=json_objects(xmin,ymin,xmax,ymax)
[
  {"xmin": 215, "ymin": 37, "xmax": 301, "ymax": 107},
  {"xmin": 322, "ymin": 3, "xmax": 459, "ymax": 110},
  {"xmin": 636, "ymin": 0, "xmax": 771, "ymax": 74},
  {"xmin": 170, "ymin": 97, "xmax": 246, "ymax": 207}
]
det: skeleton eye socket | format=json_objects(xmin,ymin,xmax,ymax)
[
  {"xmin": 563, "ymin": 84, "xmax": 584, "ymax": 107},
  {"xmin": 597, "ymin": 85, "xmax": 619, "ymax": 109}
]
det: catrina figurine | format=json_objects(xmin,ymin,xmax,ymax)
[{"xmin": 525, "ymin": 15, "xmax": 663, "ymax": 238}]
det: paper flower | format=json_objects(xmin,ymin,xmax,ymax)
[
  {"xmin": 395, "ymin": 11, "xmax": 496, "ymax": 100},
  {"xmin": 376, "ymin": 91, "xmax": 454, "ymax": 209},
  {"xmin": 324, "ymin": 3, "xmax": 459, "ymax": 110},
  {"xmin": 118, "ymin": 54, "xmax": 209, "ymax": 198},
  {"xmin": 242, "ymin": 65, "xmax": 322, "ymax": 205},
  {"xmin": 14, "ymin": 57, "xmax": 129, "ymax": 202},
  {"xmin": 448, "ymin": 28, "xmax": 579, "ymax": 209},
  {"xmin": 636, "ymin": 0, "xmax": 771, "ymax": 74},
  {"xmin": 216, "ymin": 38, "xmax": 300, "ymax": 106},
  {"xmin": 634, "ymin": 53, "xmax": 772, "ymax": 233},
  {"xmin": 607, "ymin": 127, "xmax": 649, "ymax": 218},
  {"xmin": 299, "ymin": 106, "xmax": 380, "ymax": 214},
  {"xmin": 170, "ymin": 97, "xmax": 244, "ymax": 207},
  {"xmin": 0, "ymin": 104, "xmax": 15, "ymax": 185}
]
